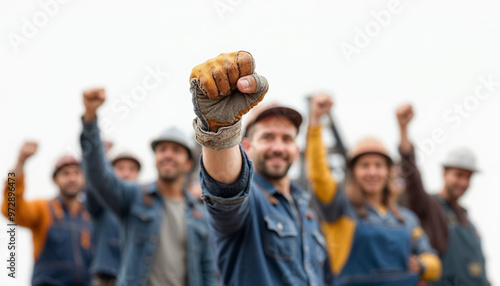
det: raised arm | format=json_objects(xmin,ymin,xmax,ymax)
[
  {"xmin": 80, "ymin": 88, "xmax": 137, "ymax": 219},
  {"xmin": 306, "ymin": 94, "xmax": 338, "ymax": 203},
  {"xmin": 191, "ymin": 51, "xmax": 268, "ymax": 234},
  {"xmin": 1, "ymin": 142, "xmax": 49, "ymax": 229},
  {"xmin": 396, "ymin": 104, "xmax": 433, "ymax": 217}
]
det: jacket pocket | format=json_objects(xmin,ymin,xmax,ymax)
[
  {"xmin": 129, "ymin": 208, "xmax": 155, "ymax": 244},
  {"xmin": 264, "ymin": 215, "xmax": 298, "ymax": 261}
]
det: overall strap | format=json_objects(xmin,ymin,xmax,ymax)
[{"xmin": 49, "ymin": 198, "xmax": 65, "ymax": 221}]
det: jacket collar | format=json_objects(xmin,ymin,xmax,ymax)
[
  {"xmin": 253, "ymin": 172, "xmax": 309, "ymax": 202},
  {"xmin": 145, "ymin": 181, "xmax": 196, "ymax": 208}
]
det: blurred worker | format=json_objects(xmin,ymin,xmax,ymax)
[
  {"xmin": 80, "ymin": 88, "xmax": 217, "ymax": 286},
  {"xmin": 397, "ymin": 104, "xmax": 490, "ymax": 286},
  {"xmin": 86, "ymin": 150, "xmax": 141, "ymax": 286},
  {"xmin": 1, "ymin": 141, "xmax": 92, "ymax": 285},
  {"xmin": 190, "ymin": 51, "xmax": 331, "ymax": 285},
  {"xmin": 306, "ymin": 94, "xmax": 441, "ymax": 285}
]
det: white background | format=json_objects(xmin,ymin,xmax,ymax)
[{"xmin": 1, "ymin": 0, "xmax": 499, "ymax": 285}]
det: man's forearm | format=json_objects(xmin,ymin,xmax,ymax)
[
  {"xmin": 202, "ymin": 145, "xmax": 242, "ymax": 185},
  {"xmin": 399, "ymin": 126, "xmax": 412, "ymax": 153}
]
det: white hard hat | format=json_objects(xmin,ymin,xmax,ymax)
[
  {"xmin": 442, "ymin": 147, "xmax": 479, "ymax": 173},
  {"xmin": 151, "ymin": 126, "xmax": 194, "ymax": 159}
]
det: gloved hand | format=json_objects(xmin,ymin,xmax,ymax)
[{"xmin": 190, "ymin": 51, "xmax": 268, "ymax": 150}]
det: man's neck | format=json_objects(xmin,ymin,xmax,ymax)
[
  {"xmin": 267, "ymin": 176, "xmax": 291, "ymax": 198},
  {"xmin": 438, "ymin": 187, "xmax": 458, "ymax": 205},
  {"xmin": 156, "ymin": 178, "xmax": 185, "ymax": 200},
  {"xmin": 59, "ymin": 194, "xmax": 81, "ymax": 215}
]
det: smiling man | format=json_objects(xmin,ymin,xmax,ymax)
[
  {"xmin": 397, "ymin": 104, "xmax": 490, "ymax": 286},
  {"xmin": 80, "ymin": 88, "xmax": 217, "ymax": 286},
  {"xmin": 191, "ymin": 51, "xmax": 330, "ymax": 286},
  {"xmin": 1, "ymin": 142, "xmax": 92, "ymax": 286}
]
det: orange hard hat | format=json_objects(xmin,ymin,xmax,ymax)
[{"xmin": 348, "ymin": 137, "xmax": 392, "ymax": 168}]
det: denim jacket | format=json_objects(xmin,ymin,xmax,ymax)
[
  {"xmin": 84, "ymin": 188, "xmax": 122, "ymax": 278},
  {"xmin": 80, "ymin": 118, "xmax": 217, "ymax": 286},
  {"xmin": 199, "ymin": 147, "xmax": 331, "ymax": 286}
]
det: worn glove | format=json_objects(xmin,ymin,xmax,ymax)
[{"xmin": 190, "ymin": 51, "xmax": 268, "ymax": 150}]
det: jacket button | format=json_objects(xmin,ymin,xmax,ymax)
[{"xmin": 277, "ymin": 223, "xmax": 283, "ymax": 230}]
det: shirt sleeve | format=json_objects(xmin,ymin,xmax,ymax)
[
  {"xmin": 199, "ymin": 145, "xmax": 253, "ymax": 235},
  {"xmin": 80, "ymin": 117, "xmax": 137, "ymax": 219},
  {"xmin": 1, "ymin": 174, "xmax": 48, "ymax": 229},
  {"xmin": 1, "ymin": 174, "xmax": 53, "ymax": 260},
  {"xmin": 306, "ymin": 126, "xmax": 349, "ymax": 223},
  {"xmin": 84, "ymin": 187, "xmax": 105, "ymax": 218},
  {"xmin": 398, "ymin": 146, "xmax": 434, "ymax": 219}
]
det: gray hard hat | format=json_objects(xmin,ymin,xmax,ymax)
[
  {"xmin": 151, "ymin": 126, "xmax": 193, "ymax": 159},
  {"xmin": 442, "ymin": 147, "xmax": 479, "ymax": 173}
]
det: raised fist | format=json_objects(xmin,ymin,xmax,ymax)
[
  {"xmin": 18, "ymin": 141, "xmax": 38, "ymax": 163},
  {"xmin": 83, "ymin": 88, "xmax": 106, "ymax": 121},
  {"xmin": 310, "ymin": 93, "xmax": 333, "ymax": 121},
  {"xmin": 190, "ymin": 51, "xmax": 268, "ymax": 133},
  {"xmin": 396, "ymin": 104, "xmax": 414, "ymax": 129}
]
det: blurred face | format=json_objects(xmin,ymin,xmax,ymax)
[
  {"xmin": 443, "ymin": 168, "xmax": 473, "ymax": 200},
  {"xmin": 352, "ymin": 154, "xmax": 390, "ymax": 196},
  {"xmin": 243, "ymin": 116, "xmax": 299, "ymax": 180},
  {"xmin": 113, "ymin": 159, "xmax": 140, "ymax": 182},
  {"xmin": 155, "ymin": 141, "xmax": 192, "ymax": 183},
  {"xmin": 53, "ymin": 164, "xmax": 85, "ymax": 198}
]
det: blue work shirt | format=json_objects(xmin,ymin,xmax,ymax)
[
  {"xmin": 80, "ymin": 118, "xmax": 218, "ymax": 286},
  {"xmin": 200, "ymin": 147, "xmax": 331, "ymax": 286},
  {"xmin": 84, "ymin": 188, "xmax": 122, "ymax": 278}
]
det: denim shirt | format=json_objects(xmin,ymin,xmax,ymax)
[
  {"xmin": 80, "ymin": 118, "xmax": 217, "ymax": 286},
  {"xmin": 200, "ymin": 147, "xmax": 331, "ymax": 286},
  {"xmin": 84, "ymin": 188, "xmax": 122, "ymax": 278}
]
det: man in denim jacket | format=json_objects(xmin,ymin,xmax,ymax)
[
  {"xmin": 190, "ymin": 51, "xmax": 331, "ymax": 286},
  {"xmin": 80, "ymin": 88, "xmax": 217, "ymax": 286}
]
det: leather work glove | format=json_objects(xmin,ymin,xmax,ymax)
[{"xmin": 190, "ymin": 51, "xmax": 268, "ymax": 150}]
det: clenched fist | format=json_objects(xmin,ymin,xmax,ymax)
[
  {"xmin": 309, "ymin": 93, "xmax": 333, "ymax": 126},
  {"xmin": 18, "ymin": 141, "xmax": 38, "ymax": 163},
  {"xmin": 191, "ymin": 51, "xmax": 268, "ymax": 150},
  {"xmin": 396, "ymin": 104, "xmax": 414, "ymax": 130},
  {"xmin": 83, "ymin": 88, "xmax": 106, "ymax": 122}
]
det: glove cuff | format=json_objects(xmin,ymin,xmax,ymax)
[{"xmin": 193, "ymin": 118, "xmax": 242, "ymax": 150}]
